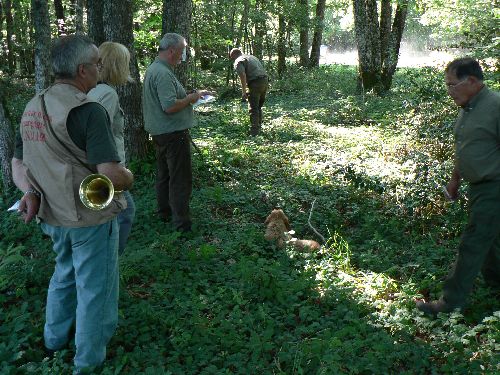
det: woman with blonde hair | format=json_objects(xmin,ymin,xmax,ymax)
[{"xmin": 88, "ymin": 41, "xmax": 135, "ymax": 255}]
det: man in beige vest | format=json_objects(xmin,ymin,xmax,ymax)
[
  {"xmin": 230, "ymin": 48, "xmax": 269, "ymax": 136},
  {"xmin": 11, "ymin": 34, "xmax": 133, "ymax": 373}
]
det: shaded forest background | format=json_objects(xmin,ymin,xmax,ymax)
[{"xmin": 0, "ymin": 1, "xmax": 498, "ymax": 164}]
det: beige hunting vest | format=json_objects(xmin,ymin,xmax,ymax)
[{"xmin": 20, "ymin": 83, "xmax": 125, "ymax": 227}]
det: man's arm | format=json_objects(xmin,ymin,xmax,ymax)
[
  {"xmin": 238, "ymin": 71, "xmax": 248, "ymax": 100},
  {"xmin": 11, "ymin": 157, "xmax": 40, "ymax": 223},
  {"xmin": 164, "ymin": 91, "xmax": 201, "ymax": 114},
  {"xmin": 446, "ymin": 164, "xmax": 461, "ymax": 200},
  {"xmin": 96, "ymin": 162, "xmax": 134, "ymax": 192}
]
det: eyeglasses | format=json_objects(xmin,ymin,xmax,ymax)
[
  {"xmin": 82, "ymin": 59, "xmax": 103, "ymax": 71},
  {"xmin": 446, "ymin": 78, "xmax": 468, "ymax": 90}
]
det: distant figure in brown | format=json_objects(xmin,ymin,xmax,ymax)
[{"xmin": 229, "ymin": 48, "xmax": 268, "ymax": 136}]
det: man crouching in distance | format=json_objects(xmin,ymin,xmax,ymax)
[
  {"xmin": 416, "ymin": 57, "xmax": 500, "ymax": 316},
  {"xmin": 12, "ymin": 34, "xmax": 133, "ymax": 372}
]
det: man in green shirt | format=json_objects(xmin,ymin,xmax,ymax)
[
  {"xmin": 143, "ymin": 33, "xmax": 207, "ymax": 232},
  {"xmin": 417, "ymin": 57, "xmax": 500, "ymax": 315},
  {"xmin": 230, "ymin": 48, "xmax": 268, "ymax": 136}
]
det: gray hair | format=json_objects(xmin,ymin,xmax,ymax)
[
  {"xmin": 51, "ymin": 35, "xmax": 96, "ymax": 79},
  {"xmin": 159, "ymin": 33, "xmax": 186, "ymax": 51}
]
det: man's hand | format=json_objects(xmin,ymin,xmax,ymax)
[
  {"xmin": 18, "ymin": 191, "xmax": 40, "ymax": 223},
  {"xmin": 241, "ymin": 92, "xmax": 248, "ymax": 102},
  {"xmin": 446, "ymin": 177, "xmax": 461, "ymax": 201}
]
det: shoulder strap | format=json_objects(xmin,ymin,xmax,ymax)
[{"xmin": 41, "ymin": 93, "xmax": 94, "ymax": 173}]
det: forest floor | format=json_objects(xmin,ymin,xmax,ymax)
[{"xmin": 1, "ymin": 64, "xmax": 499, "ymax": 374}]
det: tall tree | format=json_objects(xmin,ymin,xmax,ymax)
[
  {"xmin": 277, "ymin": 0, "xmax": 287, "ymax": 78},
  {"xmin": 297, "ymin": 0, "xmax": 309, "ymax": 67},
  {"xmin": 162, "ymin": 0, "xmax": 193, "ymax": 87},
  {"xmin": 86, "ymin": 0, "xmax": 104, "ymax": 45},
  {"xmin": 31, "ymin": 0, "xmax": 51, "ymax": 92},
  {"xmin": 103, "ymin": 0, "xmax": 149, "ymax": 161},
  {"xmin": 353, "ymin": 0, "xmax": 409, "ymax": 93},
  {"xmin": 309, "ymin": 0, "xmax": 326, "ymax": 67},
  {"xmin": 0, "ymin": 101, "xmax": 14, "ymax": 191},
  {"xmin": 72, "ymin": 0, "xmax": 84, "ymax": 34},
  {"xmin": 252, "ymin": 0, "xmax": 265, "ymax": 60},
  {"xmin": 53, "ymin": 0, "xmax": 66, "ymax": 35},
  {"xmin": 4, "ymin": 0, "xmax": 14, "ymax": 73}
]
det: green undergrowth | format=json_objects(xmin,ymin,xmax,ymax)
[{"xmin": 1, "ymin": 64, "xmax": 499, "ymax": 374}]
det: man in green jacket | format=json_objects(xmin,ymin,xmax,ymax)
[{"xmin": 417, "ymin": 57, "xmax": 500, "ymax": 315}]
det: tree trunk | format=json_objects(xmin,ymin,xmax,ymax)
[
  {"xmin": 353, "ymin": 0, "xmax": 408, "ymax": 94},
  {"xmin": 297, "ymin": 0, "xmax": 309, "ymax": 67},
  {"xmin": 381, "ymin": 0, "xmax": 408, "ymax": 90},
  {"xmin": 72, "ymin": 0, "xmax": 84, "ymax": 34},
  {"xmin": 379, "ymin": 0, "xmax": 391, "ymax": 65},
  {"xmin": 5, "ymin": 0, "xmax": 14, "ymax": 73},
  {"xmin": 14, "ymin": 1, "xmax": 33, "ymax": 75},
  {"xmin": 309, "ymin": 0, "xmax": 326, "ymax": 67},
  {"xmin": 277, "ymin": 0, "xmax": 286, "ymax": 78},
  {"xmin": 235, "ymin": 0, "xmax": 249, "ymax": 49},
  {"xmin": 32, "ymin": 0, "xmax": 51, "ymax": 93},
  {"xmin": 252, "ymin": 0, "xmax": 265, "ymax": 60},
  {"xmin": 104, "ymin": 0, "xmax": 149, "ymax": 161},
  {"xmin": 53, "ymin": 0, "xmax": 66, "ymax": 35},
  {"xmin": 0, "ymin": 1, "xmax": 4, "ymax": 71},
  {"xmin": 162, "ymin": 0, "xmax": 193, "ymax": 88},
  {"xmin": 353, "ymin": 0, "xmax": 382, "ymax": 93},
  {"xmin": 86, "ymin": 0, "xmax": 104, "ymax": 45},
  {"xmin": 0, "ymin": 101, "xmax": 14, "ymax": 191}
]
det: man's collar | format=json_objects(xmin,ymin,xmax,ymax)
[{"xmin": 463, "ymin": 85, "xmax": 487, "ymax": 111}]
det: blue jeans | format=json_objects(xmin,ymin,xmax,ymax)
[
  {"xmin": 117, "ymin": 191, "xmax": 135, "ymax": 255},
  {"xmin": 41, "ymin": 219, "xmax": 119, "ymax": 372}
]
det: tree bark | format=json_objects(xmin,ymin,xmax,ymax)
[
  {"xmin": 4, "ymin": 0, "xmax": 14, "ymax": 73},
  {"xmin": 72, "ymin": 0, "xmax": 84, "ymax": 34},
  {"xmin": 0, "ymin": 101, "xmax": 14, "ymax": 191},
  {"xmin": 277, "ymin": 0, "xmax": 286, "ymax": 78},
  {"xmin": 32, "ymin": 0, "xmax": 52, "ymax": 93},
  {"xmin": 297, "ymin": 0, "xmax": 309, "ymax": 67},
  {"xmin": 252, "ymin": 0, "xmax": 265, "ymax": 60},
  {"xmin": 309, "ymin": 0, "xmax": 326, "ymax": 67},
  {"xmin": 14, "ymin": 1, "xmax": 33, "ymax": 75},
  {"xmin": 162, "ymin": 0, "xmax": 193, "ymax": 87},
  {"xmin": 86, "ymin": 0, "xmax": 104, "ymax": 45},
  {"xmin": 381, "ymin": 0, "xmax": 408, "ymax": 90},
  {"xmin": 104, "ymin": 0, "xmax": 149, "ymax": 161},
  {"xmin": 53, "ymin": 0, "xmax": 66, "ymax": 35},
  {"xmin": 353, "ymin": 0, "xmax": 408, "ymax": 93}
]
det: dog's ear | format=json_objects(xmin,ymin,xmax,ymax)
[
  {"xmin": 283, "ymin": 214, "xmax": 291, "ymax": 231},
  {"xmin": 264, "ymin": 213, "xmax": 271, "ymax": 225}
]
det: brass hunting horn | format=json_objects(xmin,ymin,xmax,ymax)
[{"xmin": 79, "ymin": 174, "xmax": 121, "ymax": 210}]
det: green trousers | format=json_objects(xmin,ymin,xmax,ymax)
[
  {"xmin": 442, "ymin": 180, "xmax": 500, "ymax": 307},
  {"xmin": 247, "ymin": 77, "xmax": 268, "ymax": 135}
]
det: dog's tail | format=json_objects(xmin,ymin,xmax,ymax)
[{"xmin": 308, "ymin": 199, "xmax": 326, "ymax": 243}]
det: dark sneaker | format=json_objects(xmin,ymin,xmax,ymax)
[{"xmin": 416, "ymin": 298, "xmax": 459, "ymax": 316}]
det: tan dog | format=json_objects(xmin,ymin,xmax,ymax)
[{"xmin": 264, "ymin": 209, "xmax": 321, "ymax": 251}]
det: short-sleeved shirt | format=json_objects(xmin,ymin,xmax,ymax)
[
  {"xmin": 14, "ymin": 102, "xmax": 119, "ymax": 165},
  {"xmin": 88, "ymin": 83, "xmax": 126, "ymax": 164},
  {"xmin": 454, "ymin": 86, "xmax": 500, "ymax": 183},
  {"xmin": 142, "ymin": 57, "xmax": 195, "ymax": 136},
  {"xmin": 233, "ymin": 54, "xmax": 267, "ymax": 82}
]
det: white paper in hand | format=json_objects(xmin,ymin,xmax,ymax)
[
  {"xmin": 194, "ymin": 95, "xmax": 216, "ymax": 107},
  {"xmin": 7, "ymin": 200, "xmax": 20, "ymax": 212}
]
